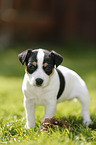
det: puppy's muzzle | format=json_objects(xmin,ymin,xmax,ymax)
[{"xmin": 36, "ymin": 78, "xmax": 44, "ymax": 86}]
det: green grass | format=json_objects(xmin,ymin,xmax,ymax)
[{"xmin": 0, "ymin": 46, "xmax": 96, "ymax": 145}]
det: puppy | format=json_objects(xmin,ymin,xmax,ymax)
[{"xmin": 18, "ymin": 48, "xmax": 92, "ymax": 128}]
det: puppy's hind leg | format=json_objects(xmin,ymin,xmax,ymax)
[{"xmin": 77, "ymin": 87, "xmax": 92, "ymax": 126}]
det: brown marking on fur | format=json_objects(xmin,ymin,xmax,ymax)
[
  {"xmin": 44, "ymin": 63, "xmax": 48, "ymax": 67},
  {"xmin": 25, "ymin": 66, "xmax": 29, "ymax": 74},
  {"xmin": 49, "ymin": 68, "xmax": 54, "ymax": 77},
  {"xmin": 32, "ymin": 61, "xmax": 37, "ymax": 67}
]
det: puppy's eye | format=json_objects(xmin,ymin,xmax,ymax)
[
  {"xmin": 44, "ymin": 64, "xmax": 53, "ymax": 75},
  {"xmin": 27, "ymin": 64, "xmax": 37, "ymax": 74},
  {"xmin": 45, "ymin": 65, "xmax": 52, "ymax": 71}
]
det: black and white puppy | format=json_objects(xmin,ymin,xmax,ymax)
[{"xmin": 18, "ymin": 48, "xmax": 92, "ymax": 128}]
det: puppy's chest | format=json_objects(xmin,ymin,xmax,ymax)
[{"xmin": 24, "ymin": 86, "xmax": 50, "ymax": 105}]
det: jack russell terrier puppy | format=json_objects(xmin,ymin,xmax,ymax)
[{"xmin": 18, "ymin": 48, "xmax": 92, "ymax": 128}]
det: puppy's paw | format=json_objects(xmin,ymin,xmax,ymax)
[
  {"xmin": 83, "ymin": 120, "xmax": 93, "ymax": 127},
  {"xmin": 25, "ymin": 123, "xmax": 35, "ymax": 129}
]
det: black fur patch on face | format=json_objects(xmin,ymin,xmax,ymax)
[
  {"xmin": 27, "ymin": 51, "xmax": 38, "ymax": 74},
  {"xmin": 43, "ymin": 50, "xmax": 54, "ymax": 75}
]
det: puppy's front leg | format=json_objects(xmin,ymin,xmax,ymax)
[
  {"xmin": 24, "ymin": 97, "xmax": 35, "ymax": 129},
  {"xmin": 43, "ymin": 101, "xmax": 56, "ymax": 122}
]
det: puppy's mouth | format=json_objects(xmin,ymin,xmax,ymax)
[{"xmin": 36, "ymin": 84, "xmax": 43, "ymax": 87}]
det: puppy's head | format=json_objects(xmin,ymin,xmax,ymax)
[{"xmin": 18, "ymin": 49, "xmax": 63, "ymax": 87}]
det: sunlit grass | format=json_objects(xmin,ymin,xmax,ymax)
[{"xmin": 0, "ymin": 46, "xmax": 96, "ymax": 144}]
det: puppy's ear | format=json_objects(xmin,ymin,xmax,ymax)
[
  {"xmin": 50, "ymin": 50, "xmax": 63, "ymax": 67},
  {"xmin": 18, "ymin": 49, "xmax": 32, "ymax": 65}
]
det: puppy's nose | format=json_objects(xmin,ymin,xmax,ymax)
[{"xmin": 36, "ymin": 78, "xmax": 44, "ymax": 86}]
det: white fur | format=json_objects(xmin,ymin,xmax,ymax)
[{"xmin": 22, "ymin": 49, "xmax": 92, "ymax": 129}]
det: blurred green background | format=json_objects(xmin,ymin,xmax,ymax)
[
  {"xmin": 0, "ymin": 0, "xmax": 96, "ymax": 119},
  {"xmin": 0, "ymin": 0, "xmax": 96, "ymax": 120}
]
